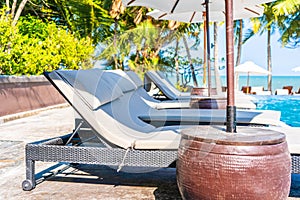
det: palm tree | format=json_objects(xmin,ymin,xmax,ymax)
[
  {"xmin": 4, "ymin": 0, "xmax": 29, "ymax": 26},
  {"xmin": 182, "ymin": 34, "xmax": 198, "ymax": 87},
  {"xmin": 273, "ymin": 0, "xmax": 300, "ymax": 48},
  {"xmin": 246, "ymin": 3, "xmax": 277, "ymax": 92},
  {"xmin": 213, "ymin": 22, "xmax": 222, "ymax": 95},
  {"xmin": 235, "ymin": 19, "xmax": 243, "ymax": 67},
  {"xmin": 98, "ymin": 20, "xmax": 173, "ymax": 72},
  {"xmin": 245, "ymin": 0, "xmax": 299, "ymax": 92}
]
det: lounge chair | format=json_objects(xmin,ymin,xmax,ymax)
[
  {"xmin": 241, "ymin": 86, "xmax": 251, "ymax": 94},
  {"xmin": 275, "ymin": 89, "xmax": 289, "ymax": 95},
  {"xmin": 283, "ymin": 86, "xmax": 293, "ymax": 95},
  {"xmin": 125, "ymin": 71, "xmax": 190, "ymax": 109},
  {"xmin": 250, "ymin": 86, "xmax": 272, "ymax": 95},
  {"xmin": 22, "ymin": 69, "xmax": 181, "ymax": 191},
  {"xmin": 145, "ymin": 70, "xmax": 257, "ymax": 109},
  {"xmin": 294, "ymin": 88, "xmax": 300, "ymax": 95},
  {"xmin": 22, "ymin": 69, "xmax": 300, "ymax": 191},
  {"xmin": 144, "ymin": 70, "xmax": 193, "ymax": 100}
]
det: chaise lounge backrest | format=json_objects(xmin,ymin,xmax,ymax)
[
  {"xmin": 126, "ymin": 71, "xmax": 162, "ymax": 104},
  {"xmin": 47, "ymin": 69, "xmax": 181, "ymax": 150},
  {"xmin": 144, "ymin": 70, "xmax": 190, "ymax": 100}
]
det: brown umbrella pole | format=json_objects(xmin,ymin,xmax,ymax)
[
  {"xmin": 203, "ymin": 12, "xmax": 207, "ymax": 86},
  {"xmin": 205, "ymin": 0, "xmax": 211, "ymax": 97},
  {"xmin": 225, "ymin": 0, "xmax": 236, "ymax": 132}
]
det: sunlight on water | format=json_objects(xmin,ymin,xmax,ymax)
[{"xmin": 254, "ymin": 95, "xmax": 300, "ymax": 127}]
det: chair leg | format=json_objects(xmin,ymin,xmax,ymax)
[{"xmin": 22, "ymin": 159, "xmax": 35, "ymax": 191}]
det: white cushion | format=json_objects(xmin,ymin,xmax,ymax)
[
  {"xmin": 126, "ymin": 71, "xmax": 143, "ymax": 87},
  {"xmin": 56, "ymin": 69, "xmax": 123, "ymax": 110},
  {"xmin": 275, "ymin": 89, "xmax": 289, "ymax": 95},
  {"xmin": 102, "ymin": 70, "xmax": 137, "ymax": 93}
]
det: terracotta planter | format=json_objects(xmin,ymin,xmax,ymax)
[
  {"xmin": 177, "ymin": 126, "xmax": 291, "ymax": 200},
  {"xmin": 189, "ymin": 97, "xmax": 227, "ymax": 109},
  {"xmin": 190, "ymin": 87, "xmax": 217, "ymax": 96}
]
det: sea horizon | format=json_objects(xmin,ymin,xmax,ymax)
[
  {"xmin": 224, "ymin": 75, "xmax": 300, "ymax": 93},
  {"xmin": 165, "ymin": 73, "xmax": 300, "ymax": 94}
]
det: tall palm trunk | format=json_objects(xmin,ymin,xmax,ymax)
[
  {"xmin": 267, "ymin": 29, "xmax": 272, "ymax": 92},
  {"xmin": 11, "ymin": 0, "xmax": 17, "ymax": 18},
  {"xmin": 174, "ymin": 39, "xmax": 180, "ymax": 85},
  {"xmin": 235, "ymin": 20, "xmax": 243, "ymax": 67},
  {"xmin": 183, "ymin": 35, "xmax": 198, "ymax": 87},
  {"xmin": 12, "ymin": 0, "xmax": 28, "ymax": 26},
  {"xmin": 113, "ymin": 18, "xmax": 119, "ymax": 69},
  {"xmin": 6, "ymin": 0, "xmax": 9, "ymax": 12},
  {"xmin": 213, "ymin": 22, "xmax": 222, "ymax": 95}
]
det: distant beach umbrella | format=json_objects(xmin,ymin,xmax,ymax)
[
  {"xmin": 292, "ymin": 66, "xmax": 300, "ymax": 72},
  {"xmin": 235, "ymin": 61, "xmax": 271, "ymax": 89}
]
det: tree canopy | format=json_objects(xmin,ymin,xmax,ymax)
[{"xmin": 1, "ymin": 0, "xmax": 299, "ymax": 77}]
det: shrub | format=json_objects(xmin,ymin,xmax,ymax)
[{"xmin": 0, "ymin": 12, "xmax": 94, "ymax": 75}]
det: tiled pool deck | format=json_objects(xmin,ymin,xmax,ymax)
[{"xmin": 0, "ymin": 106, "xmax": 299, "ymax": 199}]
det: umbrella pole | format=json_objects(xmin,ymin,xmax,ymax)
[
  {"xmin": 205, "ymin": 0, "xmax": 211, "ymax": 97},
  {"xmin": 203, "ymin": 13, "xmax": 207, "ymax": 86},
  {"xmin": 247, "ymin": 72, "xmax": 250, "ymax": 94},
  {"xmin": 225, "ymin": 0, "xmax": 236, "ymax": 133}
]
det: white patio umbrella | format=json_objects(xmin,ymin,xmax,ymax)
[
  {"xmin": 147, "ymin": 5, "xmax": 264, "ymax": 23},
  {"xmin": 146, "ymin": 6, "xmax": 263, "ymax": 97},
  {"xmin": 292, "ymin": 66, "xmax": 300, "ymax": 72},
  {"xmin": 235, "ymin": 61, "xmax": 271, "ymax": 89},
  {"xmin": 123, "ymin": 0, "xmax": 269, "ymax": 14},
  {"xmin": 146, "ymin": 4, "xmax": 263, "ymax": 97}
]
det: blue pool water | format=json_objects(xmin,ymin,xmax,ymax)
[{"xmin": 253, "ymin": 95, "xmax": 300, "ymax": 127}]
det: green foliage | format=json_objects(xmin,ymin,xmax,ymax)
[
  {"xmin": 98, "ymin": 21, "xmax": 168, "ymax": 72},
  {"xmin": 273, "ymin": 0, "xmax": 300, "ymax": 48},
  {"xmin": 0, "ymin": 12, "xmax": 94, "ymax": 75},
  {"xmin": 18, "ymin": 15, "xmax": 49, "ymax": 40},
  {"xmin": 245, "ymin": 0, "xmax": 300, "ymax": 48},
  {"xmin": 19, "ymin": 0, "xmax": 115, "ymax": 44}
]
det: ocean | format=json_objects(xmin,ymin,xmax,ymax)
[
  {"xmin": 225, "ymin": 75, "xmax": 300, "ymax": 93},
  {"xmin": 166, "ymin": 73, "xmax": 300, "ymax": 94}
]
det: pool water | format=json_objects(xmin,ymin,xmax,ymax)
[{"xmin": 254, "ymin": 95, "xmax": 300, "ymax": 127}]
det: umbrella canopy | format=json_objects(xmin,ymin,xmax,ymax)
[
  {"xmin": 123, "ymin": 0, "xmax": 269, "ymax": 13},
  {"xmin": 147, "ymin": 5, "xmax": 263, "ymax": 23},
  {"xmin": 147, "ymin": 5, "xmax": 263, "ymax": 99},
  {"xmin": 235, "ymin": 61, "xmax": 271, "ymax": 91},
  {"xmin": 235, "ymin": 61, "xmax": 271, "ymax": 75},
  {"xmin": 292, "ymin": 66, "xmax": 300, "ymax": 72}
]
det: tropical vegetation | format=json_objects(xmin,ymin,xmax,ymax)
[{"xmin": 0, "ymin": 0, "xmax": 299, "ymax": 89}]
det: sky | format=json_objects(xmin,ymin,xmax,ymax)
[{"xmin": 216, "ymin": 23, "xmax": 300, "ymax": 76}]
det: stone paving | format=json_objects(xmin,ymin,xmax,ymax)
[{"xmin": 0, "ymin": 106, "xmax": 299, "ymax": 199}]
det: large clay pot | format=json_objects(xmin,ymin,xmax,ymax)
[
  {"xmin": 189, "ymin": 97, "xmax": 227, "ymax": 109},
  {"xmin": 190, "ymin": 87, "xmax": 217, "ymax": 96},
  {"xmin": 177, "ymin": 126, "xmax": 291, "ymax": 200}
]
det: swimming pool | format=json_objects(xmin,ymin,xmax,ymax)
[{"xmin": 253, "ymin": 95, "xmax": 300, "ymax": 127}]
